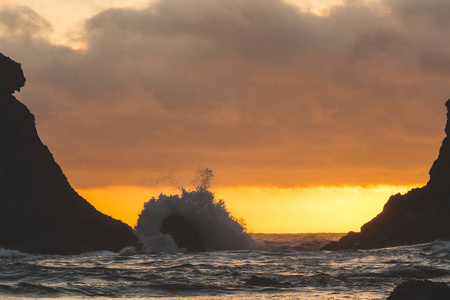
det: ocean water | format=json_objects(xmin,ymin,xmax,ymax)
[
  {"xmin": 1, "ymin": 235, "xmax": 450, "ymax": 300},
  {"xmin": 2, "ymin": 185, "xmax": 450, "ymax": 299}
]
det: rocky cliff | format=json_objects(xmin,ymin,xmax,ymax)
[
  {"xmin": 0, "ymin": 53, "xmax": 140, "ymax": 254},
  {"xmin": 323, "ymin": 100, "xmax": 450, "ymax": 250}
]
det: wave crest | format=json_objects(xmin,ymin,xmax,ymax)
[
  {"xmin": 0, "ymin": 248, "xmax": 27, "ymax": 258},
  {"xmin": 135, "ymin": 187, "xmax": 260, "ymax": 252}
]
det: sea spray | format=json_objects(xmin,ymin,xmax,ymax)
[
  {"xmin": 0, "ymin": 248, "xmax": 27, "ymax": 258},
  {"xmin": 135, "ymin": 169, "xmax": 261, "ymax": 252}
]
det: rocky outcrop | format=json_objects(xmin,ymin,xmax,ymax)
[
  {"xmin": 0, "ymin": 54, "xmax": 25, "ymax": 94},
  {"xmin": 387, "ymin": 280, "xmax": 450, "ymax": 300},
  {"xmin": 323, "ymin": 100, "xmax": 450, "ymax": 250},
  {"xmin": 0, "ymin": 54, "xmax": 140, "ymax": 254},
  {"xmin": 160, "ymin": 215, "xmax": 205, "ymax": 252},
  {"xmin": 245, "ymin": 275, "xmax": 291, "ymax": 287},
  {"xmin": 428, "ymin": 101, "xmax": 450, "ymax": 189}
]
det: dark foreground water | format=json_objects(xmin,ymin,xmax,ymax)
[{"xmin": 1, "ymin": 234, "xmax": 449, "ymax": 300}]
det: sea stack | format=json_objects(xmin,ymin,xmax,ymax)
[
  {"xmin": 0, "ymin": 53, "xmax": 140, "ymax": 254},
  {"xmin": 323, "ymin": 100, "xmax": 450, "ymax": 250}
]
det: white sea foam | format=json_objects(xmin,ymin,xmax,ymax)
[
  {"xmin": 0, "ymin": 248, "xmax": 27, "ymax": 258},
  {"xmin": 118, "ymin": 246, "xmax": 140, "ymax": 256},
  {"xmin": 79, "ymin": 250, "xmax": 116, "ymax": 256},
  {"xmin": 135, "ymin": 182, "xmax": 262, "ymax": 252},
  {"xmin": 430, "ymin": 240, "xmax": 450, "ymax": 255}
]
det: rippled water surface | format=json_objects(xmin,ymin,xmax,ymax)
[{"xmin": 1, "ymin": 234, "xmax": 449, "ymax": 299}]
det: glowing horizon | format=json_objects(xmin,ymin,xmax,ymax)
[{"xmin": 79, "ymin": 183, "xmax": 421, "ymax": 233}]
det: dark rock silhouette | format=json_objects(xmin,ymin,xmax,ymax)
[
  {"xmin": 323, "ymin": 100, "xmax": 450, "ymax": 250},
  {"xmin": 387, "ymin": 280, "xmax": 450, "ymax": 300},
  {"xmin": 0, "ymin": 54, "xmax": 25, "ymax": 95},
  {"xmin": 428, "ymin": 100, "xmax": 450, "ymax": 189},
  {"xmin": 245, "ymin": 275, "xmax": 291, "ymax": 287},
  {"xmin": 0, "ymin": 54, "xmax": 140, "ymax": 254},
  {"xmin": 160, "ymin": 215, "xmax": 205, "ymax": 252}
]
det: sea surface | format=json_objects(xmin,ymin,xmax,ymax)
[{"xmin": 1, "ymin": 233, "xmax": 450, "ymax": 300}]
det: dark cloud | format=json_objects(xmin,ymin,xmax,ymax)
[
  {"xmin": 389, "ymin": 0, "xmax": 450, "ymax": 26},
  {"xmin": 1, "ymin": 0, "xmax": 450, "ymax": 188},
  {"xmin": 87, "ymin": 0, "xmax": 313, "ymax": 59},
  {"xmin": 0, "ymin": 5, "xmax": 52, "ymax": 39}
]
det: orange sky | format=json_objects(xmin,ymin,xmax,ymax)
[
  {"xmin": 78, "ymin": 184, "xmax": 420, "ymax": 233},
  {"xmin": 2, "ymin": 0, "xmax": 450, "ymax": 232}
]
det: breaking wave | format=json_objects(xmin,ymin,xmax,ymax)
[
  {"xmin": 135, "ymin": 169, "xmax": 261, "ymax": 252},
  {"xmin": 0, "ymin": 248, "xmax": 27, "ymax": 258},
  {"xmin": 253, "ymin": 233, "xmax": 344, "ymax": 251},
  {"xmin": 135, "ymin": 189, "xmax": 261, "ymax": 252}
]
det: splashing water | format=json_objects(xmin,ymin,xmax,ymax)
[{"xmin": 135, "ymin": 169, "xmax": 261, "ymax": 252}]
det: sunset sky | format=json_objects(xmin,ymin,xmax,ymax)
[{"xmin": 2, "ymin": 0, "xmax": 450, "ymax": 232}]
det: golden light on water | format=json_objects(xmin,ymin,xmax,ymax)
[{"xmin": 79, "ymin": 184, "xmax": 420, "ymax": 233}]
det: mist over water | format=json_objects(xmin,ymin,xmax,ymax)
[{"xmin": 135, "ymin": 169, "xmax": 261, "ymax": 252}]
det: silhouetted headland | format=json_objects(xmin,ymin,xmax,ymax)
[
  {"xmin": 323, "ymin": 100, "xmax": 450, "ymax": 250},
  {"xmin": 0, "ymin": 53, "xmax": 140, "ymax": 254}
]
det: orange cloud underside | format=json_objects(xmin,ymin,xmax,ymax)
[{"xmin": 78, "ymin": 184, "xmax": 419, "ymax": 233}]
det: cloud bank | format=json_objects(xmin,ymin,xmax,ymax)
[{"xmin": 1, "ymin": 0, "xmax": 450, "ymax": 188}]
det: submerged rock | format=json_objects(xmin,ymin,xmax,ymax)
[
  {"xmin": 323, "ymin": 100, "xmax": 450, "ymax": 250},
  {"xmin": 0, "ymin": 53, "xmax": 141, "ymax": 254},
  {"xmin": 245, "ymin": 275, "xmax": 291, "ymax": 287},
  {"xmin": 160, "ymin": 215, "xmax": 205, "ymax": 252},
  {"xmin": 387, "ymin": 280, "xmax": 450, "ymax": 300}
]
